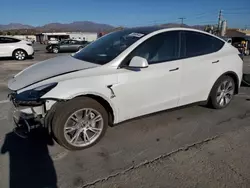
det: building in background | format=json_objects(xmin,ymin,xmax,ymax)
[
  {"xmin": 69, "ymin": 32, "xmax": 97, "ymax": 41},
  {"xmin": 36, "ymin": 32, "xmax": 69, "ymax": 44},
  {"xmin": 36, "ymin": 32, "xmax": 98, "ymax": 44}
]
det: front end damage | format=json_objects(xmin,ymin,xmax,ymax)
[{"xmin": 8, "ymin": 85, "xmax": 59, "ymax": 138}]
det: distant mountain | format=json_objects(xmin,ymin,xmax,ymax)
[
  {"xmin": 0, "ymin": 23, "xmax": 34, "ymax": 30},
  {"xmin": 192, "ymin": 25, "xmax": 206, "ymax": 30},
  {"xmin": 160, "ymin": 23, "xmax": 190, "ymax": 28},
  {"xmin": 37, "ymin": 21, "xmax": 114, "ymax": 32},
  {"xmin": 160, "ymin": 23, "xmax": 206, "ymax": 30},
  {"xmin": 0, "ymin": 21, "xmax": 114, "ymax": 32},
  {"xmin": 0, "ymin": 21, "xmax": 206, "ymax": 33}
]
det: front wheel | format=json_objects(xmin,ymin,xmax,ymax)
[
  {"xmin": 52, "ymin": 47, "xmax": 59, "ymax": 53},
  {"xmin": 209, "ymin": 75, "xmax": 235, "ymax": 109},
  {"xmin": 52, "ymin": 97, "xmax": 108, "ymax": 150},
  {"xmin": 78, "ymin": 46, "xmax": 83, "ymax": 51}
]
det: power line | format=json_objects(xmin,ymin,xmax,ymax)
[
  {"xmin": 178, "ymin": 17, "xmax": 186, "ymax": 25},
  {"xmin": 224, "ymin": 12, "xmax": 250, "ymax": 15}
]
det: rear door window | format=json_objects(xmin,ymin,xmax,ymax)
[{"xmin": 182, "ymin": 31, "xmax": 225, "ymax": 58}]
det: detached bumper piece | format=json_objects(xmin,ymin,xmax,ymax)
[{"xmin": 13, "ymin": 113, "xmax": 43, "ymax": 138}]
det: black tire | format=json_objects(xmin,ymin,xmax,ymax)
[
  {"xmin": 13, "ymin": 49, "xmax": 27, "ymax": 60},
  {"xmin": 52, "ymin": 97, "xmax": 108, "ymax": 150},
  {"xmin": 52, "ymin": 47, "xmax": 59, "ymax": 53},
  {"xmin": 208, "ymin": 75, "xmax": 235, "ymax": 109}
]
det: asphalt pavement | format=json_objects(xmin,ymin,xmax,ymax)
[{"xmin": 0, "ymin": 44, "xmax": 250, "ymax": 188}]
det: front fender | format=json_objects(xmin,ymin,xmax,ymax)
[
  {"xmin": 41, "ymin": 74, "xmax": 117, "ymax": 99},
  {"xmin": 41, "ymin": 76, "xmax": 119, "ymax": 123}
]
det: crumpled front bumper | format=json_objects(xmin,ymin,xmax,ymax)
[
  {"xmin": 8, "ymin": 91, "xmax": 46, "ymax": 115},
  {"xmin": 8, "ymin": 92, "xmax": 48, "ymax": 133}
]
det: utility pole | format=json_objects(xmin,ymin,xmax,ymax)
[
  {"xmin": 217, "ymin": 9, "xmax": 222, "ymax": 35},
  {"xmin": 178, "ymin": 17, "xmax": 186, "ymax": 26}
]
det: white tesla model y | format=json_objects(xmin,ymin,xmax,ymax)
[
  {"xmin": 0, "ymin": 36, "xmax": 34, "ymax": 60},
  {"xmin": 8, "ymin": 27, "xmax": 243, "ymax": 150}
]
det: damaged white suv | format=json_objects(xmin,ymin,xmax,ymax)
[{"xmin": 8, "ymin": 27, "xmax": 243, "ymax": 150}]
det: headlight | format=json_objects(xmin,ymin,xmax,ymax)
[{"xmin": 16, "ymin": 83, "xmax": 58, "ymax": 101}]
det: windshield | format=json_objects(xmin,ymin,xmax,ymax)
[{"xmin": 72, "ymin": 30, "xmax": 146, "ymax": 65}]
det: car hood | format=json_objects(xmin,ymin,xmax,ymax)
[{"xmin": 8, "ymin": 55, "xmax": 99, "ymax": 91}]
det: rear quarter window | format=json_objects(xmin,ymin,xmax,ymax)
[
  {"xmin": 182, "ymin": 31, "xmax": 225, "ymax": 58},
  {"xmin": 0, "ymin": 37, "xmax": 21, "ymax": 43}
]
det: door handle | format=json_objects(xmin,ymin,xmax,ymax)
[
  {"xmin": 169, "ymin": 67, "xmax": 179, "ymax": 72},
  {"xmin": 212, "ymin": 60, "xmax": 220, "ymax": 64}
]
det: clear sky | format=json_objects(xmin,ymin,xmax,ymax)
[{"xmin": 1, "ymin": 0, "xmax": 250, "ymax": 28}]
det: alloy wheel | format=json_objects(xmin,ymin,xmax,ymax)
[
  {"xmin": 216, "ymin": 80, "xmax": 235, "ymax": 107},
  {"xmin": 15, "ymin": 50, "xmax": 26, "ymax": 60},
  {"xmin": 63, "ymin": 108, "xmax": 104, "ymax": 147}
]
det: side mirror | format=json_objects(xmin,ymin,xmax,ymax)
[{"xmin": 129, "ymin": 56, "xmax": 148, "ymax": 68}]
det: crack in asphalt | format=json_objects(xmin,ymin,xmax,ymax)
[
  {"xmin": 216, "ymin": 110, "xmax": 250, "ymax": 125},
  {"xmin": 223, "ymin": 162, "xmax": 249, "ymax": 182},
  {"xmin": 80, "ymin": 135, "xmax": 219, "ymax": 188},
  {"xmin": 80, "ymin": 110, "xmax": 250, "ymax": 188}
]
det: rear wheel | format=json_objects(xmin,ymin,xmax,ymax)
[
  {"xmin": 209, "ymin": 76, "xmax": 235, "ymax": 109},
  {"xmin": 13, "ymin": 49, "xmax": 27, "ymax": 60},
  {"xmin": 52, "ymin": 97, "xmax": 108, "ymax": 150}
]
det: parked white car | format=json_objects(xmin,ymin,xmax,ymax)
[
  {"xmin": 8, "ymin": 27, "xmax": 243, "ymax": 150},
  {"xmin": 0, "ymin": 36, "xmax": 34, "ymax": 60}
]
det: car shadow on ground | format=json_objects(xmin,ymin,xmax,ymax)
[
  {"xmin": 0, "ymin": 57, "xmax": 34, "ymax": 61},
  {"xmin": 0, "ymin": 128, "xmax": 58, "ymax": 188}
]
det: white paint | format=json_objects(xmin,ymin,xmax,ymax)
[
  {"xmin": 0, "ymin": 37, "xmax": 34, "ymax": 58},
  {"xmin": 8, "ymin": 27, "xmax": 243, "ymax": 125}
]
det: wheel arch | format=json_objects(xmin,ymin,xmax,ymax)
[
  {"xmin": 67, "ymin": 93, "xmax": 116, "ymax": 126},
  {"xmin": 221, "ymin": 71, "xmax": 240, "ymax": 94},
  {"xmin": 12, "ymin": 48, "xmax": 28, "ymax": 57},
  {"xmin": 52, "ymin": 45, "xmax": 60, "ymax": 51},
  {"xmin": 208, "ymin": 71, "xmax": 240, "ymax": 101}
]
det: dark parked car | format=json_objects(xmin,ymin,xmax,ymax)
[{"xmin": 46, "ymin": 39, "xmax": 89, "ymax": 53}]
